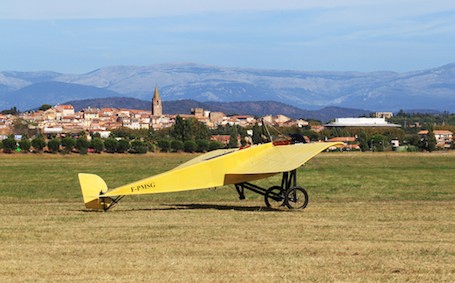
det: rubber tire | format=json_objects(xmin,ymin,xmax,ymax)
[
  {"xmin": 264, "ymin": 186, "xmax": 285, "ymax": 209},
  {"xmin": 285, "ymin": 186, "xmax": 309, "ymax": 209}
]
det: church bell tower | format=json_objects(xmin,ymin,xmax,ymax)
[{"xmin": 151, "ymin": 85, "xmax": 162, "ymax": 116}]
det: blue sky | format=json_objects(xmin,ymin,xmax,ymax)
[{"xmin": 1, "ymin": 0, "xmax": 455, "ymax": 73}]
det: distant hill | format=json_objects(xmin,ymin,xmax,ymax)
[
  {"xmin": 1, "ymin": 81, "xmax": 123, "ymax": 110},
  {"xmin": 2, "ymin": 62, "xmax": 455, "ymax": 112},
  {"xmin": 63, "ymin": 97, "xmax": 371, "ymax": 122},
  {"xmin": 66, "ymin": 97, "xmax": 151, "ymax": 112}
]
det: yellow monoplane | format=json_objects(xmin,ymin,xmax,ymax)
[{"xmin": 79, "ymin": 138, "xmax": 341, "ymax": 211}]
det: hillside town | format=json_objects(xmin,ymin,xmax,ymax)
[
  {"xmin": 0, "ymin": 86, "xmax": 308, "ymax": 136},
  {"xmin": 0, "ymin": 85, "xmax": 454, "ymax": 153}
]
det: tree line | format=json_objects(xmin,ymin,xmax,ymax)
[
  {"xmin": 1, "ymin": 113, "xmax": 454, "ymax": 154},
  {"xmin": 0, "ymin": 116, "xmax": 233, "ymax": 154},
  {"xmin": 0, "ymin": 133, "xmax": 231, "ymax": 154}
]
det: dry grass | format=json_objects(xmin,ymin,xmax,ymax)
[{"xmin": 0, "ymin": 152, "xmax": 454, "ymax": 282}]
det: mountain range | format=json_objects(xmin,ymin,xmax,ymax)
[{"xmin": 1, "ymin": 62, "xmax": 454, "ymax": 113}]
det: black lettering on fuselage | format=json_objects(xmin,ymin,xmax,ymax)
[{"xmin": 130, "ymin": 182, "xmax": 156, "ymax": 193}]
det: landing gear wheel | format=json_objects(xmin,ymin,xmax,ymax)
[
  {"xmin": 264, "ymin": 186, "xmax": 285, "ymax": 209},
  {"xmin": 285, "ymin": 186, "xmax": 309, "ymax": 209}
]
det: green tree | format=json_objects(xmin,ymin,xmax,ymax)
[
  {"xmin": 195, "ymin": 139, "xmax": 209, "ymax": 152},
  {"xmin": 358, "ymin": 131, "xmax": 370, "ymax": 152},
  {"xmin": 405, "ymin": 134, "xmax": 420, "ymax": 147},
  {"xmin": 47, "ymin": 138, "xmax": 61, "ymax": 153},
  {"xmin": 301, "ymin": 130, "xmax": 319, "ymax": 142},
  {"xmin": 61, "ymin": 137, "xmax": 76, "ymax": 153},
  {"xmin": 19, "ymin": 138, "xmax": 31, "ymax": 153},
  {"xmin": 171, "ymin": 116, "xmax": 210, "ymax": 142},
  {"xmin": 38, "ymin": 104, "xmax": 52, "ymax": 111},
  {"xmin": 1, "ymin": 136, "xmax": 17, "ymax": 153},
  {"xmin": 171, "ymin": 115, "xmax": 189, "ymax": 142},
  {"xmin": 90, "ymin": 138, "xmax": 104, "ymax": 153},
  {"xmin": 78, "ymin": 131, "xmax": 87, "ymax": 138},
  {"xmin": 208, "ymin": 140, "xmax": 223, "ymax": 151},
  {"xmin": 228, "ymin": 126, "xmax": 239, "ymax": 148},
  {"xmin": 117, "ymin": 139, "xmax": 130, "ymax": 153},
  {"xmin": 184, "ymin": 140, "xmax": 197, "ymax": 153},
  {"xmin": 251, "ymin": 122, "xmax": 262, "ymax": 144},
  {"xmin": 1, "ymin": 106, "xmax": 19, "ymax": 115},
  {"xmin": 76, "ymin": 138, "xmax": 90, "ymax": 154},
  {"xmin": 104, "ymin": 138, "xmax": 119, "ymax": 153},
  {"xmin": 91, "ymin": 132, "xmax": 101, "ymax": 139},
  {"xmin": 427, "ymin": 128, "xmax": 437, "ymax": 152},
  {"xmin": 130, "ymin": 140, "xmax": 148, "ymax": 154},
  {"xmin": 370, "ymin": 134, "xmax": 387, "ymax": 152},
  {"xmin": 147, "ymin": 142, "xmax": 156, "ymax": 153},
  {"xmin": 418, "ymin": 127, "xmax": 437, "ymax": 152},
  {"xmin": 171, "ymin": 140, "xmax": 184, "ymax": 152},
  {"xmin": 186, "ymin": 118, "xmax": 210, "ymax": 140},
  {"xmin": 31, "ymin": 137, "xmax": 46, "ymax": 153},
  {"xmin": 157, "ymin": 140, "xmax": 171, "ymax": 152},
  {"xmin": 110, "ymin": 127, "xmax": 136, "ymax": 140}
]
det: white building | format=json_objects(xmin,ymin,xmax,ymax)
[{"xmin": 325, "ymin": 117, "xmax": 400, "ymax": 127}]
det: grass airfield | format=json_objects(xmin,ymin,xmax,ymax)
[{"xmin": 0, "ymin": 152, "xmax": 454, "ymax": 282}]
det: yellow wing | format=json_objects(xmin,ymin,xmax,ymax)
[
  {"xmin": 173, "ymin": 148, "xmax": 238, "ymax": 170},
  {"xmin": 227, "ymin": 142, "xmax": 339, "ymax": 174}
]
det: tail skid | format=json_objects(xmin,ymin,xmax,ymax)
[{"xmin": 78, "ymin": 173, "xmax": 123, "ymax": 211}]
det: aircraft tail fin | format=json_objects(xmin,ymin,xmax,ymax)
[{"xmin": 78, "ymin": 173, "xmax": 112, "ymax": 211}]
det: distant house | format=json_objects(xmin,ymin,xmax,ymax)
[
  {"xmin": 210, "ymin": 135, "xmax": 241, "ymax": 146},
  {"xmin": 210, "ymin": 135, "xmax": 231, "ymax": 146},
  {"xmin": 418, "ymin": 130, "xmax": 453, "ymax": 149},
  {"xmin": 43, "ymin": 127, "xmax": 63, "ymax": 135},
  {"xmin": 374, "ymin": 112, "xmax": 393, "ymax": 119},
  {"xmin": 262, "ymin": 114, "xmax": 307, "ymax": 127},
  {"xmin": 310, "ymin": 125, "xmax": 325, "ymax": 133},
  {"xmin": 191, "ymin": 108, "xmax": 205, "ymax": 118},
  {"xmin": 209, "ymin": 112, "xmax": 225, "ymax": 127},
  {"xmin": 226, "ymin": 115, "xmax": 256, "ymax": 127},
  {"xmin": 151, "ymin": 115, "xmax": 174, "ymax": 130},
  {"xmin": 82, "ymin": 108, "xmax": 100, "ymax": 120},
  {"xmin": 0, "ymin": 114, "xmax": 13, "ymax": 130},
  {"xmin": 0, "ymin": 127, "xmax": 13, "ymax": 140},
  {"xmin": 55, "ymin": 104, "xmax": 75, "ymax": 119}
]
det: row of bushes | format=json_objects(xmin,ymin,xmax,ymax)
[{"xmin": 0, "ymin": 136, "xmax": 226, "ymax": 154}]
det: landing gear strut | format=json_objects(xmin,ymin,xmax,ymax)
[
  {"xmin": 235, "ymin": 169, "xmax": 309, "ymax": 210},
  {"xmin": 99, "ymin": 195, "xmax": 125, "ymax": 212}
]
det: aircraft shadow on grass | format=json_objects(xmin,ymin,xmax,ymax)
[
  {"xmin": 137, "ymin": 203, "xmax": 286, "ymax": 212},
  {"xmin": 77, "ymin": 203, "xmax": 291, "ymax": 213}
]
